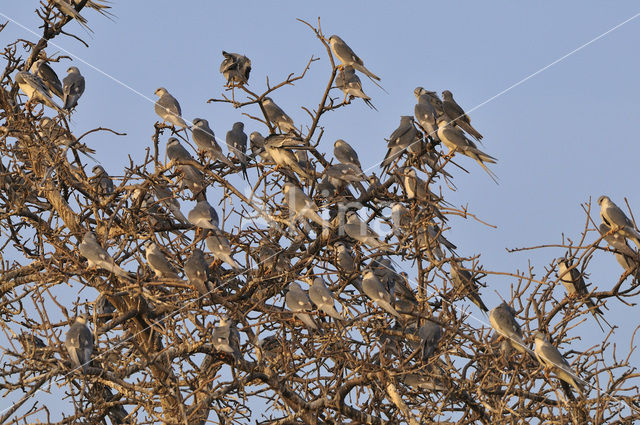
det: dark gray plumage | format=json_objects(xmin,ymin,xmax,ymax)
[
  {"xmin": 30, "ymin": 60, "xmax": 63, "ymax": 99},
  {"xmin": 188, "ymin": 200, "xmax": 219, "ymax": 230},
  {"xmin": 62, "ymin": 66, "xmax": 85, "ymax": 110},
  {"xmin": 328, "ymin": 34, "xmax": 380, "ymax": 81},
  {"xmin": 442, "ymin": 90, "xmax": 482, "ymax": 141},
  {"xmin": 91, "ymin": 165, "xmax": 114, "ymax": 197},
  {"xmin": 192, "ymin": 118, "xmax": 235, "ymax": 167},
  {"xmin": 145, "ymin": 242, "xmax": 179, "ymax": 279},
  {"xmin": 78, "ymin": 231, "xmax": 128, "ymax": 277},
  {"xmin": 262, "ymin": 97, "xmax": 296, "ymax": 133},
  {"xmin": 381, "ymin": 116, "xmax": 418, "ymax": 173},
  {"xmin": 309, "ymin": 277, "xmax": 343, "ymax": 321},
  {"xmin": 285, "ymin": 282, "xmax": 318, "ymax": 330},
  {"xmin": 220, "ymin": 51, "xmax": 251, "ymax": 85},
  {"xmin": 213, "ymin": 316, "xmax": 241, "ymax": 360},
  {"xmin": 418, "ymin": 320, "xmax": 442, "ymax": 360},
  {"xmin": 64, "ymin": 316, "xmax": 93, "ymax": 372},
  {"xmin": 15, "ymin": 70, "xmax": 63, "ymax": 111},
  {"xmin": 185, "ymin": 249, "xmax": 210, "ymax": 295},
  {"xmin": 489, "ymin": 302, "xmax": 532, "ymax": 355},
  {"xmin": 226, "ymin": 122, "xmax": 248, "ymax": 180},
  {"xmin": 335, "ymin": 65, "xmax": 376, "ymax": 110},
  {"xmin": 154, "ymin": 87, "xmax": 187, "ymax": 128},
  {"xmin": 599, "ymin": 223, "xmax": 640, "ymax": 274},
  {"xmin": 449, "ymin": 261, "xmax": 488, "ymax": 313}
]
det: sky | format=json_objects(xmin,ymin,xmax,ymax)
[{"xmin": 1, "ymin": 0, "xmax": 640, "ymax": 421}]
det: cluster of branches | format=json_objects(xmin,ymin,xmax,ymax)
[{"xmin": 1, "ymin": 5, "xmax": 639, "ymax": 425}]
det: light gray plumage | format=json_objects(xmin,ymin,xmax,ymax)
[
  {"xmin": 79, "ymin": 231, "xmax": 128, "ymax": 277},
  {"xmin": 403, "ymin": 168, "xmax": 434, "ymax": 203},
  {"xmin": 91, "ymin": 165, "xmax": 114, "ymax": 197},
  {"xmin": 442, "ymin": 90, "xmax": 482, "ymax": 141},
  {"xmin": 62, "ymin": 66, "xmax": 85, "ymax": 110},
  {"xmin": 599, "ymin": 223, "xmax": 639, "ymax": 274},
  {"xmin": 145, "ymin": 242, "xmax": 179, "ymax": 279},
  {"xmin": 51, "ymin": 0, "xmax": 91, "ymax": 31},
  {"xmin": 154, "ymin": 87, "xmax": 188, "ymax": 128},
  {"xmin": 418, "ymin": 320, "xmax": 442, "ymax": 360},
  {"xmin": 205, "ymin": 230, "xmax": 241, "ymax": 270},
  {"xmin": 166, "ymin": 137, "xmax": 193, "ymax": 163},
  {"xmin": 192, "ymin": 118, "xmax": 235, "ymax": 167},
  {"xmin": 326, "ymin": 163, "xmax": 366, "ymax": 194},
  {"xmin": 283, "ymin": 182, "xmax": 330, "ymax": 228},
  {"xmin": 598, "ymin": 196, "xmax": 640, "ymax": 249},
  {"xmin": 415, "ymin": 87, "xmax": 444, "ymax": 118},
  {"xmin": 417, "ymin": 223, "xmax": 457, "ymax": 260},
  {"xmin": 362, "ymin": 268, "xmax": 400, "ymax": 317},
  {"xmin": 344, "ymin": 211, "xmax": 386, "ymax": 249},
  {"xmin": 153, "ymin": 185, "xmax": 189, "ymax": 224},
  {"xmin": 489, "ymin": 302, "xmax": 533, "ymax": 356},
  {"xmin": 264, "ymin": 135, "xmax": 313, "ymax": 179},
  {"xmin": 334, "ymin": 139, "xmax": 363, "ymax": 171},
  {"xmin": 166, "ymin": 138, "xmax": 205, "ymax": 194},
  {"xmin": 64, "ymin": 316, "xmax": 93, "ymax": 372},
  {"xmin": 30, "ymin": 60, "xmax": 63, "ymax": 99},
  {"xmin": 285, "ymin": 282, "xmax": 318, "ymax": 330},
  {"xmin": 534, "ymin": 332, "xmax": 584, "ymax": 394},
  {"xmin": 382, "ymin": 116, "xmax": 418, "ymax": 173},
  {"xmin": 262, "ymin": 97, "xmax": 296, "ymax": 133},
  {"xmin": 414, "ymin": 90, "xmax": 439, "ymax": 140},
  {"xmin": 184, "ymin": 249, "xmax": 210, "ymax": 295},
  {"xmin": 449, "ymin": 261, "xmax": 488, "ymax": 312},
  {"xmin": 220, "ymin": 51, "xmax": 251, "ymax": 85},
  {"xmin": 328, "ymin": 34, "xmax": 380, "ymax": 81},
  {"xmin": 371, "ymin": 257, "xmax": 396, "ymax": 298},
  {"xmin": 15, "ymin": 70, "xmax": 64, "ymax": 111},
  {"xmin": 188, "ymin": 200, "xmax": 219, "ymax": 230},
  {"xmin": 226, "ymin": 122, "xmax": 249, "ymax": 180},
  {"xmin": 335, "ymin": 243, "xmax": 356, "ymax": 274},
  {"xmin": 249, "ymin": 131, "xmax": 271, "ymax": 162},
  {"xmin": 213, "ymin": 316, "xmax": 241, "ymax": 360},
  {"xmin": 390, "ymin": 203, "xmax": 410, "ymax": 236},
  {"xmin": 335, "ymin": 65, "xmax": 376, "ymax": 110},
  {"xmin": 309, "ymin": 277, "xmax": 343, "ymax": 321},
  {"xmin": 437, "ymin": 118, "xmax": 498, "ymax": 184}
]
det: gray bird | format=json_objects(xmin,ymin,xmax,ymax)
[
  {"xmin": 145, "ymin": 242, "xmax": 180, "ymax": 279},
  {"xmin": 328, "ymin": 34, "xmax": 380, "ymax": 82},
  {"xmin": 326, "ymin": 163, "xmax": 366, "ymax": 194},
  {"xmin": 62, "ymin": 66, "xmax": 85, "ymax": 110},
  {"xmin": 205, "ymin": 230, "xmax": 241, "ymax": 270},
  {"xmin": 226, "ymin": 122, "xmax": 249, "ymax": 180},
  {"xmin": 599, "ymin": 223, "xmax": 639, "ymax": 275},
  {"xmin": 335, "ymin": 242, "xmax": 356, "ymax": 274},
  {"xmin": 257, "ymin": 239, "xmax": 289, "ymax": 272},
  {"xmin": 391, "ymin": 203, "xmax": 410, "ymax": 236},
  {"xmin": 285, "ymin": 282, "xmax": 318, "ymax": 330},
  {"xmin": 188, "ymin": 200, "xmax": 219, "ymax": 230},
  {"xmin": 213, "ymin": 316, "xmax": 241, "ymax": 360},
  {"xmin": 534, "ymin": 332, "xmax": 584, "ymax": 394},
  {"xmin": 414, "ymin": 90, "xmax": 439, "ymax": 140},
  {"xmin": 192, "ymin": 118, "xmax": 235, "ymax": 167},
  {"xmin": 95, "ymin": 294, "xmax": 116, "ymax": 321},
  {"xmin": 344, "ymin": 210, "xmax": 386, "ymax": 249},
  {"xmin": 64, "ymin": 315, "xmax": 93, "ymax": 372},
  {"xmin": 371, "ymin": 257, "xmax": 396, "ymax": 298},
  {"xmin": 51, "ymin": 0, "xmax": 91, "ymax": 32},
  {"xmin": 309, "ymin": 277, "xmax": 343, "ymax": 321},
  {"xmin": 79, "ymin": 231, "xmax": 128, "ymax": 278},
  {"xmin": 382, "ymin": 116, "xmax": 418, "ymax": 173},
  {"xmin": 362, "ymin": 268, "xmax": 400, "ymax": 317},
  {"xmin": 437, "ymin": 118, "xmax": 498, "ymax": 184},
  {"xmin": 402, "ymin": 168, "xmax": 434, "ymax": 203},
  {"xmin": 262, "ymin": 97, "xmax": 296, "ymax": 133},
  {"xmin": 598, "ymin": 196, "xmax": 640, "ymax": 249},
  {"xmin": 18, "ymin": 333, "xmax": 47, "ymax": 359},
  {"xmin": 441, "ymin": 90, "xmax": 483, "ymax": 141},
  {"xmin": 264, "ymin": 135, "xmax": 314, "ymax": 179},
  {"xmin": 184, "ymin": 248, "xmax": 210, "ymax": 295},
  {"xmin": 415, "ymin": 87, "xmax": 444, "ymax": 118},
  {"xmin": 418, "ymin": 320, "xmax": 442, "ymax": 360},
  {"xmin": 154, "ymin": 87, "xmax": 188, "ymax": 129},
  {"xmin": 166, "ymin": 137, "xmax": 193, "ymax": 163},
  {"xmin": 335, "ymin": 65, "xmax": 376, "ymax": 110},
  {"xmin": 489, "ymin": 302, "xmax": 533, "ymax": 356},
  {"xmin": 166, "ymin": 138, "xmax": 206, "ymax": 194},
  {"xmin": 249, "ymin": 131, "xmax": 272, "ymax": 162},
  {"xmin": 30, "ymin": 60, "xmax": 63, "ymax": 99},
  {"xmin": 449, "ymin": 261, "xmax": 488, "ymax": 312},
  {"xmin": 283, "ymin": 182, "xmax": 330, "ymax": 228},
  {"xmin": 416, "ymin": 223, "xmax": 457, "ymax": 260},
  {"xmin": 220, "ymin": 51, "xmax": 251, "ymax": 85},
  {"xmin": 334, "ymin": 139, "xmax": 363, "ymax": 171},
  {"xmin": 15, "ymin": 70, "xmax": 64, "ymax": 111},
  {"xmin": 153, "ymin": 185, "xmax": 189, "ymax": 224},
  {"xmin": 91, "ymin": 165, "xmax": 114, "ymax": 197}
]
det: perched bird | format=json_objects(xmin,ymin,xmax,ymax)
[
  {"xmin": 309, "ymin": 277, "xmax": 343, "ymax": 321},
  {"xmin": 344, "ymin": 210, "xmax": 386, "ymax": 249},
  {"xmin": 153, "ymin": 185, "xmax": 189, "ymax": 224},
  {"xmin": 30, "ymin": 59, "xmax": 63, "ymax": 99},
  {"xmin": 249, "ymin": 131, "xmax": 271, "ymax": 162},
  {"xmin": 335, "ymin": 65, "xmax": 376, "ymax": 110},
  {"xmin": 95, "ymin": 294, "xmax": 116, "ymax": 322},
  {"xmin": 72, "ymin": 0, "xmax": 115, "ymax": 19},
  {"xmin": 489, "ymin": 302, "xmax": 533, "ymax": 355},
  {"xmin": 362, "ymin": 268, "xmax": 400, "ymax": 317},
  {"xmin": 220, "ymin": 51, "xmax": 251, "ymax": 85},
  {"xmin": 205, "ymin": 230, "xmax": 241, "ymax": 270},
  {"xmin": 415, "ymin": 87, "xmax": 444, "ymax": 118},
  {"xmin": 188, "ymin": 200, "xmax": 219, "ymax": 230},
  {"xmin": 417, "ymin": 320, "xmax": 442, "ymax": 360},
  {"xmin": 598, "ymin": 223, "xmax": 639, "ymax": 275},
  {"xmin": 154, "ymin": 87, "xmax": 188, "ymax": 129},
  {"xmin": 91, "ymin": 165, "xmax": 114, "ymax": 197},
  {"xmin": 192, "ymin": 118, "xmax": 235, "ymax": 167},
  {"xmin": 285, "ymin": 282, "xmax": 318, "ymax": 330},
  {"xmin": 145, "ymin": 242, "xmax": 180, "ymax": 279},
  {"xmin": 39, "ymin": 116, "xmax": 95, "ymax": 157},
  {"xmin": 226, "ymin": 122, "xmax": 249, "ymax": 179},
  {"xmin": 51, "ymin": 0, "xmax": 91, "ymax": 32},
  {"xmin": 391, "ymin": 203, "xmax": 410, "ymax": 236},
  {"xmin": 184, "ymin": 249, "xmax": 210, "ymax": 295},
  {"xmin": 335, "ymin": 242, "xmax": 356, "ymax": 274},
  {"xmin": 62, "ymin": 66, "xmax": 85, "ymax": 110},
  {"xmin": 441, "ymin": 90, "xmax": 482, "ymax": 141},
  {"xmin": 257, "ymin": 239, "xmax": 289, "ymax": 273},
  {"xmin": 437, "ymin": 118, "xmax": 498, "ymax": 184},
  {"xmin": 403, "ymin": 168, "xmax": 434, "ymax": 203},
  {"xmin": 166, "ymin": 138, "xmax": 205, "ymax": 194},
  {"xmin": 598, "ymin": 196, "xmax": 640, "ymax": 249},
  {"xmin": 414, "ymin": 89, "xmax": 439, "ymax": 140},
  {"xmin": 213, "ymin": 316, "xmax": 241, "ymax": 360},
  {"xmin": 166, "ymin": 137, "xmax": 193, "ymax": 163},
  {"xmin": 264, "ymin": 135, "xmax": 314, "ymax": 179},
  {"xmin": 449, "ymin": 261, "xmax": 488, "ymax": 312},
  {"xmin": 328, "ymin": 34, "xmax": 381, "ymax": 82},
  {"xmin": 79, "ymin": 231, "xmax": 129, "ymax": 278},
  {"xmin": 382, "ymin": 116, "xmax": 418, "ymax": 173},
  {"xmin": 64, "ymin": 315, "xmax": 93, "ymax": 372},
  {"xmin": 534, "ymin": 332, "xmax": 584, "ymax": 394},
  {"xmin": 15, "ymin": 70, "xmax": 64, "ymax": 111},
  {"xmin": 325, "ymin": 164, "xmax": 366, "ymax": 194},
  {"xmin": 283, "ymin": 182, "xmax": 330, "ymax": 228},
  {"xmin": 262, "ymin": 97, "xmax": 296, "ymax": 133},
  {"xmin": 334, "ymin": 139, "xmax": 363, "ymax": 172},
  {"xmin": 18, "ymin": 333, "xmax": 47, "ymax": 359}
]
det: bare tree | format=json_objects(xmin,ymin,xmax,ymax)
[{"xmin": 1, "ymin": 5, "xmax": 639, "ymax": 425}]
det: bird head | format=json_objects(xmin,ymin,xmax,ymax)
[
  {"xmin": 75, "ymin": 315, "xmax": 89, "ymax": 325},
  {"xmin": 154, "ymin": 87, "xmax": 167, "ymax": 96},
  {"xmin": 167, "ymin": 137, "xmax": 180, "ymax": 148},
  {"xmin": 597, "ymin": 195, "xmax": 608, "ymax": 206},
  {"xmin": 67, "ymin": 66, "xmax": 80, "ymax": 74}
]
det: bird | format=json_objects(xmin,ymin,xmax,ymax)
[
  {"xmin": 534, "ymin": 332, "xmax": 585, "ymax": 394},
  {"xmin": 154, "ymin": 87, "xmax": 188, "ymax": 129},
  {"xmin": 328, "ymin": 35, "xmax": 381, "ymax": 82},
  {"xmin": 220, "ymin": 51, "xmax": 251, "ymax": 86},
  {"xmin": 188, "ymin": 200, "xmax": 219, "ymax": 230},
  {"xmin": 95, "ymin": 294, "xmax": 116, "ymax": 322},
  {"xmin": 416, "ymin": 222, "xmax": 457, "ymax": 260},
  {"xmin": 441, "ymin": 90, "xmax": 483, "ymax": 141},
  {"xmin": 335, "ymin": 242, "xmax": 356, "ymax": 274},
  {"xmin": 213, "ymin": 316, "xmax": 241, "ymax": 360},
  {"xmin": 205, "ymin": 230, "xmax": 241, "ymax": 270},
  {"xmin": 62, "ymin": 66, "xmax": 85, "ymax": 110},
  {"xmin": 402, "ymin": 168, "xmax": 435, "ymax": 203},
  {"xmin": 192, "ymin": 118, "xmax": 235, "ymax": 167},
  {"xmin": 334, "ymin": 139, "xmax": 363, "ymax": 172},
  {"xmin": 15, "ymin": 70, "xmax": 64, "ymax": 112},
  {"xmin": 489, "ymin": 302, "xmax": 533, "ymax": 356},
  {"xmin": 166, "ymin": 138, "xmax": 205, "ymax": 195},
  {"xmin": 417, "ymin": 319, "xmax": 442, "ymax": 360},
  {"xmin": 285, "ymin": 282, "xmax": 318, "ymax": 330},
  {"xmin": 382, "ymin": 116, "xmax": 418, "ymax": 173},
  {"xmin": 91, "ymin": 165, "xmax": 114, "ymax": 197},
  {"xmin": 415, "ymin": 87, "xmax": 444, "ymax": 118},
  {"xmin": 598, "ymin": 223, "xmax": 640, "ymax": 275},
  {"xmin": 282, "ymin": 182, "xmax": 330, "ymax": 228},
  {"xmin": 449, "ymin": 261, "xmax": 488, "ymax": 312},
  {"xmin": 335, "ymin": 65, "xmax": 376, "ymax": 110},
  {"xmin": 249, "ymin": 131, "xmax": 271, "ymax": 162},
  {"xmin": 437, "ymin": 118, "xmax": 498, "ymax": 184},
  {"xmin": 264, "ymin": 135, "xmax": 314, "ymax": 179},
  {"xmin": 184, "ymin": 249, "xmax": 211, "ymax": 295},
  {"xmin": 257, "ymin": 239, "xmax": 289, "ymax": 273},
  {"xmin": 325, "ymin": 164, "xmax": 366, "ymax": 194},
  {"xmin": 78, "ymin": 231, "xmax": 129, "ymax": 278},
  {"xmin": 262, "ymin": 97, "xmax": 296, "ymax": 133},
  {"xmin": 598, "ymin": 196, "xmax": 640, "ymax": 249},
  {"xmin": 226, "ymin": 122, "xmax": 249, "ymax": 180},
  {"xmin": 152, "ymin": 185, "xmax": 189, "ymax": 224},
  {"xmin": 64, "ymin": 315, "xmax": 93, "ymax": 372},
  {"xmin": 344, "ymin": 211, "xmax": 386, "ymax": 249},
  {"xmin": 390, "ymin": 203, "xmax": 410, "ymax": 236},
  {"xmin": 30, "ymin": 59, "xmax": 63, "ymax": 99},
  {"xmin": 362, "ymin": 268, "xmax": 400, "ymax": 317},
  {"xmin": 414, "ymin": 89, "xmax": 439, "ymax": 140},
  {"xmin": 50, "ymin": 0, "xmax": 91, "ymax": 32},
  {"xmin": 166, "ymin": 137, "xmax": 193, "ymax": 164},
  {"xmin": 309, "ymin": 277, "xmax": 343, "ymax": 321},
  {"xmin": 145, "ymin": 242, "xmax": 180, "ymax": 279}
]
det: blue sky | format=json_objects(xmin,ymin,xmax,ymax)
[{"xmin": 2, "ymin": 0, "xmax": 640, "ymax": 420}]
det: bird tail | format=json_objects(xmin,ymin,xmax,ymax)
[
  {"xmin": 364, "ymin": 98, "xmax": 378, "ymax": 111},
  {"xmin": 297, "ymin": 313, "xmax": 319, "ymax": 330},
  {"xmin": 377, "ymin": 300, "xmax": 400, "ymax": 318}
]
